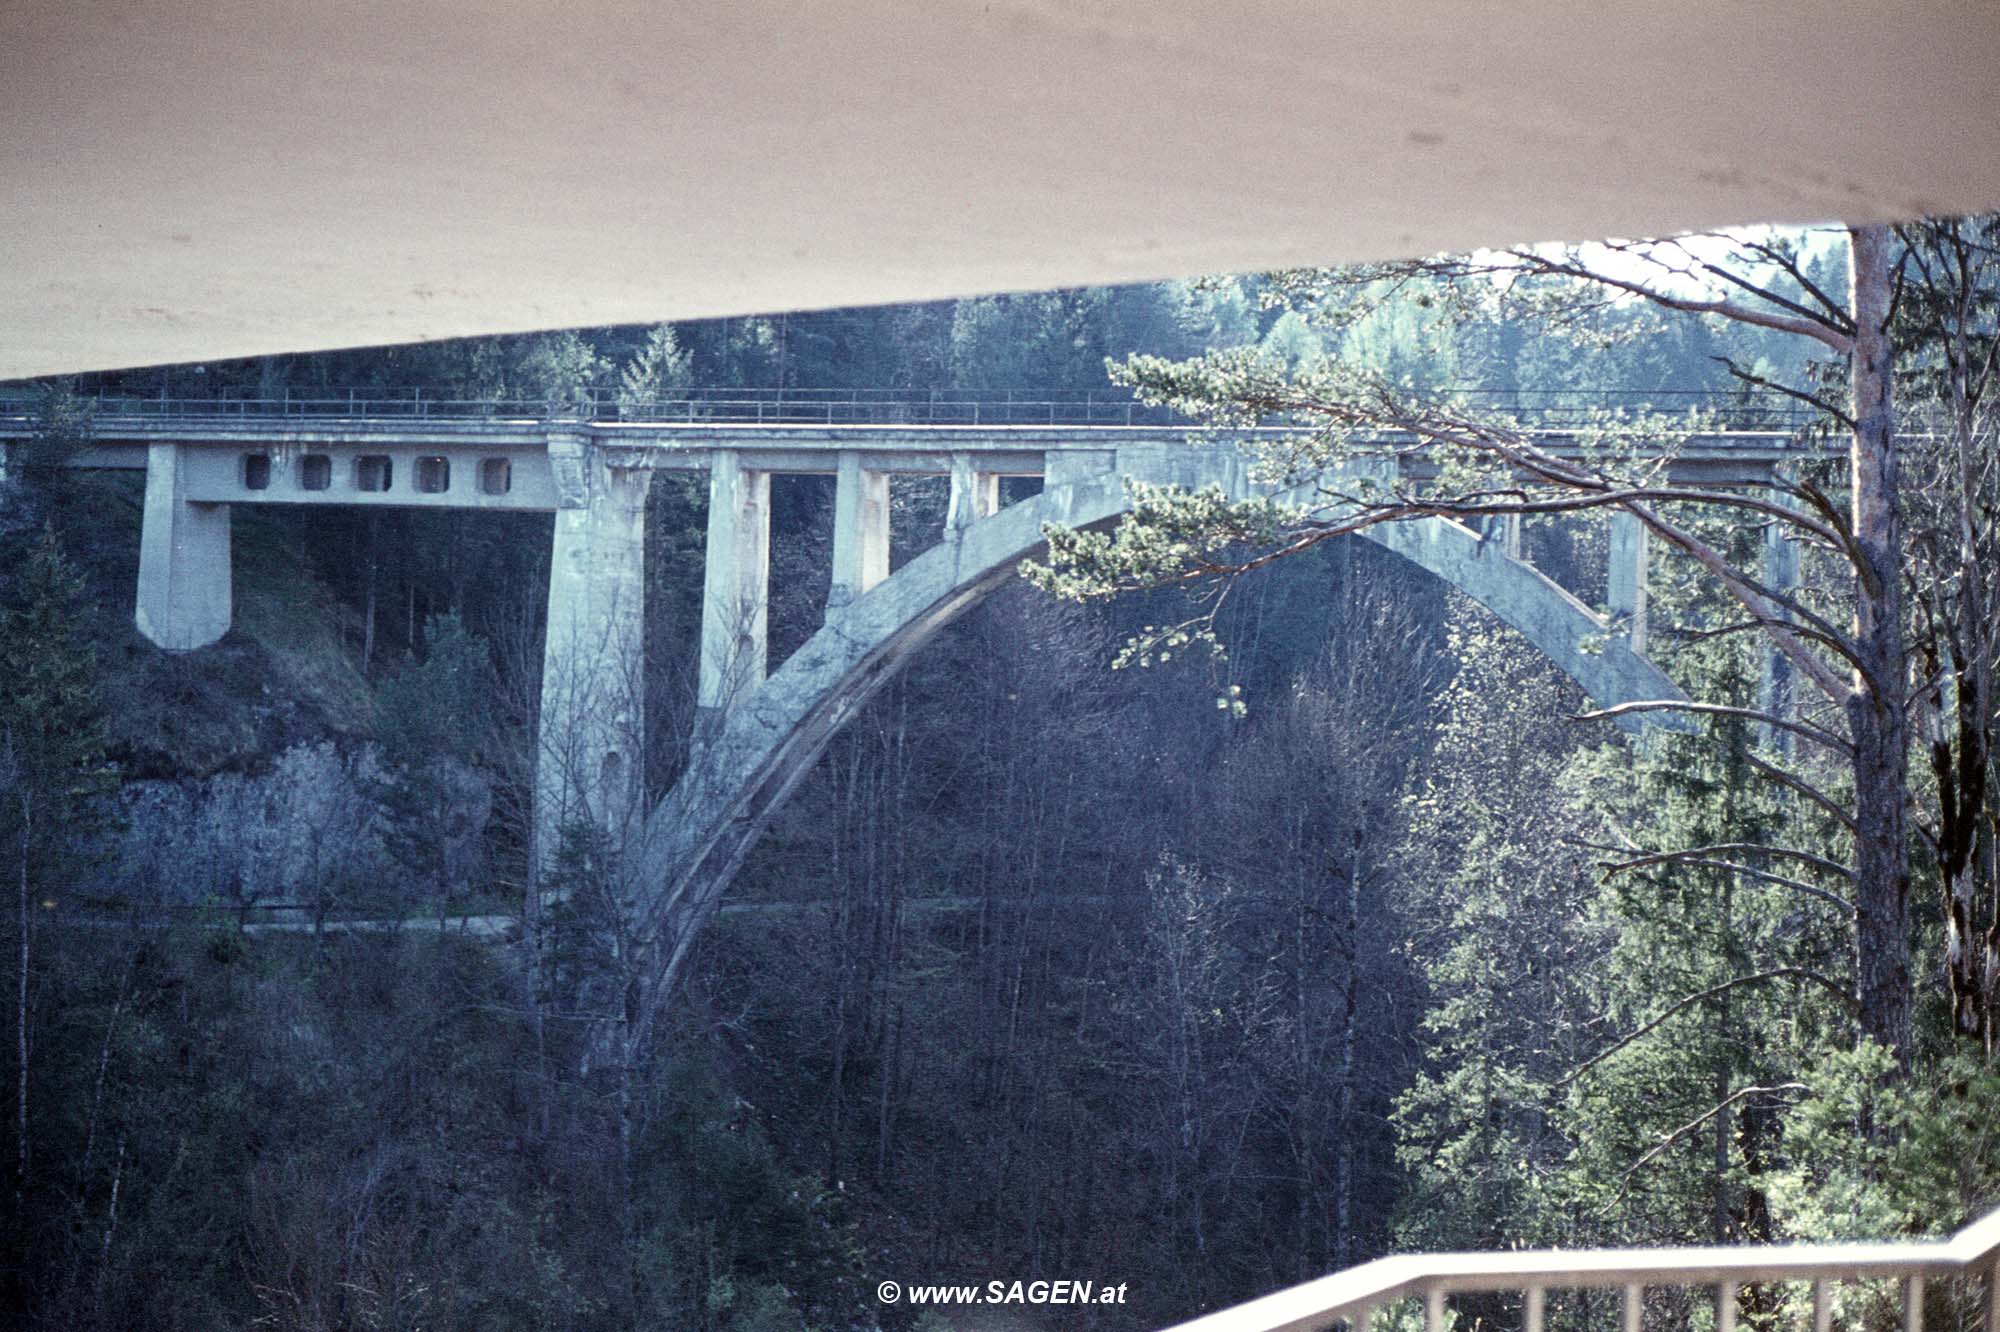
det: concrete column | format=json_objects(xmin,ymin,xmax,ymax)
[
  {"xmin": 1607, "ymin": 509, "xmax": 1649, "ymax": 654},
  {"xmin": 946, "ymin": 450, "xmax": 999, "ymax": 533},
  {"xmin": 698, "ymin": 448, "xmax": 770, "ymax": 713},
  {"xmin": 829, "ymin": 450, "xmax": 889, "ymax": 611},
  {"xmin": 536, "ymin": 434, "xmax": 652, "ymax": 871},
  {"xmin": 1761, "ymin": 482, "xmax": 1801, "ymax": 747},
  {"xmin": 1479, "ymin": 511, "xmax": 1522, "ymax": 557},
  {"xmin": 135, "ymin": 441, "xmax": 232, "ymax": 650}
]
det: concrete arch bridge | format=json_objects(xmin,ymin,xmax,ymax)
[{"xmin": 0, "ymin": 407, "xmax": 1813, "ymax": 996}]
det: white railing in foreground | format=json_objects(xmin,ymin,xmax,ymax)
[{"xmin": 1163, "ymin": 1207, "xmax": 2000, "ymax": 1332}]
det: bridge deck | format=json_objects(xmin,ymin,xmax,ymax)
[{"xmin": 3, "ymin": 411, "xmax": 1834, "ymax": 513}]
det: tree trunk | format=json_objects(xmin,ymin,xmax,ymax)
[
  {"xmin": 1335, "ymin": 832, "xmax": 1361, "ymax": 1269},
  {"xmin": 15, "ymin": 792, "xmax": 30, "ymax": 1212},
  {"xmin": 1846, "ymin": 223, "xmax": 1914, "ymax": 1072}
]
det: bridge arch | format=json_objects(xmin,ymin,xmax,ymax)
[{"xmin": 627, "ymin": 446, "xmax": 1684, "ymax": 998}]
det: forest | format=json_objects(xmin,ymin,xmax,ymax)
[{"xmin": 1, "ymin": 220, "xmax": 1997, "ymax": 1332}]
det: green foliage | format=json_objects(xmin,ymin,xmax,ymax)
[
  {"xmin": 1390, "ymin": 611, "xmax": 1608, "ymax": 1251},
  {"xmin": 374, "ymin": 611, "xmax": 494, "ymax": 773},
  {"xmin": 616, "ymin": 322, "xmax": 695, "ymax": 415},
  {"xmin": 10, "ymin": 382, "xmax": 94, "ymax": 519},
  {"xmin": 370, "ymin": 612, "xmax": 497, "ymax": 908},
  {"xmin": 1766, "ymin": 1043, "xmax": 2000, "ymax": 1241},
  {"xmin": 1024, "ymin": 479, "xmax": 1288, "ymax": 600},
  {"xmin": 514, "ymin": 330, "xmax": 611, "ymax": 414},
  {"xmin": 0, "ymin": 523, "xmax": 119, "ymax": 892}
]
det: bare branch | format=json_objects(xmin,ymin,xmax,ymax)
[
  {"xmin": 1498, "ymin": 247, "xmax": 1857, "ymax": 354},
  {"xmin": 1712, "ymin": 355, "xmax": 1855, "ymax": 429},
  {"xmin": 1580, "ymin": 839, "xmax": 1856, "ymax": 881},
  {"xmin": 1573, "ymin": 700, "xmax": 1850, "ymax": 755},
  {"xmin": 1601, "ymin": 852, "xmax": 1856, "ymax": 915},
  {"xmin": 1556, "ymin": 969, "xmax": 1857, "ymax": 1089},
  {"xmin": 1743, "ymin": 750, "xmax": 1858, "ymax": 833},
  {"xmin": 1614, "ymin": 1083, "xmax": 1812, "ymax": 1189}
]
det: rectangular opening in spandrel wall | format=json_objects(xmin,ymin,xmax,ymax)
[
  {"xmin": 479, "ymin": 458, "xmax": 512, "ymax": 495},
  {"xmin": 242, "ymin": 453, "xmax": 271, "ymax": 490},
  {"xmin": 355, "ymin": 455, "xmax": 393, "ymax": 492},
  {"xmin": 415, "ymin": 456, "xmax": 450, "ymax": 493},
  {"xmin": 299, "ymin": 454, "xmax": 331, "ymax": 490}
]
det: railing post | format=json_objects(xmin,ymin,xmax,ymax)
[
  {"xmin": 1622, "ymin": 1283, "xmax": 1642, "ymax": 1332},
  {"xmin": 1903, "ymin": 1275, "xmax": 1924, "ymax": 1332},
  {"xmin": 1812, "ymin": 1279, "xmax": 1832, "ymax": 1332},
  {"xmin": 1524, "ymin": 1287, "xmax": 1545, "ymax": 1332},
  {"xmin": 1424, "ymin": 1287, "xmax": 1444, "ymax": 1332},
  {"xmin": 1716, "ymin": 1282, "xmax": 1736, "ymax": 1332}
]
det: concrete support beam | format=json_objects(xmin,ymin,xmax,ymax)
[
  {"xmin": 698, "ymin": 448, "xmax": 771, "ymax": 713},
  {"xmin": 1045, "ymin": 449, "xmax": 1116, "ymax": 491},
  {"xmin": 946, "ymin": 450, "xmax": 1000, "ymax": 533},
  {"xmin": 1607, "ymin": 510, "xmax": 1649, "ymax": 654},
  {"xmin": 536, "ymin": 434, "xmax": 652, "ymax": 871},
  {"xmin": 829, "ymin": 450, "xmax": 889, "ymax": 611},
  {"xmin": 135, "ymin": 441, "xmax": 232, "ymax": 650}
]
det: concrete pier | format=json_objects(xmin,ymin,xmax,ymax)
[
  {"xmin": 135, "ymin": 441, "xmax": 232, "ymax": 650},
  {"xmin": 946, "ymin": 451, "xmax": 1000, "ymax": 532},
  {"xmin": 829, "ymin": 450, "xmax": 888, "ymax": 610},
  {"xmin": 1760, "ymin": 483, "xmax": 1801, "ymax": 746},
  {"xmin": 1608, "ymin": 510, "xmax": 1649, "ymax": 654},
  {"xmin": 536, "ymin": 428, "xmax": 652, "ymax": 869},
  {"xmin": 697, "ymin": 449, "xmax": 771, "ymax": 715}
]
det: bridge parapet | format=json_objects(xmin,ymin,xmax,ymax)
[{"xmin": 1156, "ymin": 1204, "xmax": 2000, "ymax": 1332}]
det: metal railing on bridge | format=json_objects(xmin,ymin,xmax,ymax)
[
  {"xmin": 0, "ymin": 385, "xmax": 1825, "ymax": 432},
  {"xmin": 1163, "ymin": 1206, "xmax": 2000, "ymax": 1332}
]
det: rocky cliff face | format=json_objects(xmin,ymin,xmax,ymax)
[{"xmin": 107, "ymin": 741, "xmax": 492, "ymax": 911}]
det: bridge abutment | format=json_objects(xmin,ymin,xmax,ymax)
[
  {"xmin": 536, "ymin": 428, "xmax": 653, "ymax": 874},
  {"xmin": 135, "ymin": 441, "xmax": 232, "ymax": 650}
]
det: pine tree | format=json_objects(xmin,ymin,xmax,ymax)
[{"xmin": 0, "ymin": 522, "xmax": 116, "ymax": 1248}]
